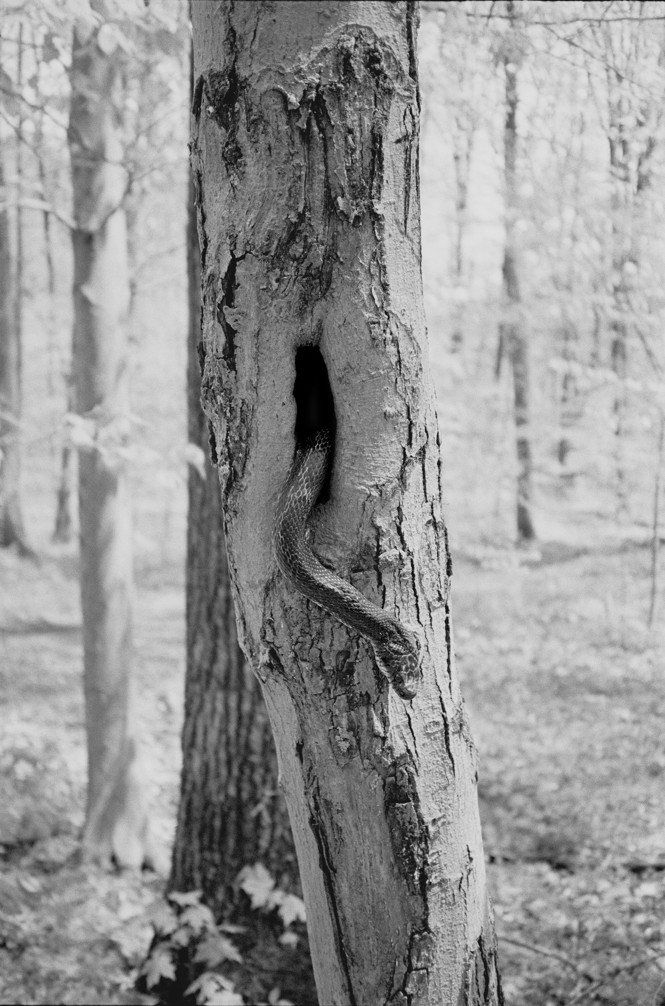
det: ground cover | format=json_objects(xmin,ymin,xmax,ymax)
[{"xmin": 1, "ymin": 535, "xmax": 664, "ymax": 1005}]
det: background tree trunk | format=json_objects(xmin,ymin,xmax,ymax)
[
  {"xmin": 594, "ymin": 8, "xmax": 664, "ymax": 522},
  {"xmin": 0, "ymin": 149, "xmax": 27, "ymax": 551},
  {"xmin": 450, "ymin": 110, "xmax": 475, "ymax": 356},
  {"xmin": 500, "ymin": 10, "xmax": 536, "ymax": 543},
  {"xmin": 608, "ymin": 105, "xmax": 632, "ymax": 520},
  {"xmin": 69, "ymin": 17, "xmax": 151, "ymax": 867},
  {"xmin": 192, "ymin": 3, "xmax": 503, "ymax": 1004},
  {"xmin": 53, "ymin": 434, "xmax": 75, "ymax": 544}
]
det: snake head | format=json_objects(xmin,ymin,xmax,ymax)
[{"xmin": 373, "ymin": 621, "xmax": 423, "ymax": 700}]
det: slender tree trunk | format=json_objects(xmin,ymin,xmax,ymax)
[
  {"xmin": 597, "ymin": 11, "xmax": 662, "ymax": 522},
  {"xmin": 450, "ymin": 118, "xmax": 473, "ymax": 355},
  {"xmin": 69, "ymin": 17, "xmax": 151, "ymax": 867},
  {"xmin": 648, "ymin": 413, "xmax": 664, "ymax": 627},
  {"xmin": 610, "ymin": 309, "xmax": 629, "ymax": 517},
  {"xmin": 607, "ymin": 102, "xmax": 637, "ymax": 523},
  {"xmin": 556, "ymin": 111, "xmax": 584, "ymax": 471},
  {"xmin": 0, "ymin": 150, "xmax": 27, "ymax": 551},
  {"xmin": 30, "ymin": 32, "xmax": 74, "ymax": 545},
  {"xmin": 15, "ymin": 25, "xmax": 24, "ymax": 426},
  {"xmin": 50, "ymin": 136, "xmax": 74, "ymax": 543},
  {"xmin": 500, "ymin": 14, "xmax": 536, "ymax": 543},
  {"xmin": 53, "ymin": 435, "xmax": 75, "ymax": 543},
  {"xmin": 191, "ymin": 4, "xmax": 503, "ymax": 1004},
  {"xmin": 557, "ymin": 321, "xmax": 578, "ymax": 467}
]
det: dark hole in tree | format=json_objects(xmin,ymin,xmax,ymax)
[{"xmin": 294, "ymin": 345, "xmax": 336, "ymax": 502}]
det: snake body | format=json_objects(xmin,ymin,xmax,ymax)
[{"xmin": 274, "ymin": 428, "xmax": 422, "ymax": 699}]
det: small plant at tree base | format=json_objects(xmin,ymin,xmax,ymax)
[
  {"xmin": 237, "ymin": 863, "xmax": 306, "ymax": 939},
  {"xmin": 140, "ymin": 869, "xmax": 303, "ymax": 1005}
]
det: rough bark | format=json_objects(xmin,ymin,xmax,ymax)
[
  {"xmin": 192, "ymin": 3, "xmax": 503, "ymax": 1004},
  {"xmin": 170, "ymin": 146, "xmax": 315, "ymax": 1003},
  {"xmin": 69, "ymin": 15, "xmax": 151, "ymax": 867},
  {"xmin": 171, "ymin": 163, "xmax": 299, "ymax": 910},
  {"xmin": 0, "ymin": 148, "xmax": 27, "ymax": 551},
  {"xmin": 499, "ymin": 14, "xmax": 536, "ymax": 543}
]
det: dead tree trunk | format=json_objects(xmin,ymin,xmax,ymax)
[
  {"xmin": 69, "ymin": 17, "xmax": 151, "ymax": 867},
  {"xmin": 191, "ymin": 3, "xmax": 503, "ymax": 1004},
  {"xmin": 499, "ymin": 12, "xmax": 536, "ymax": 543}
]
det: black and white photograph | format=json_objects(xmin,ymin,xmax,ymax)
[{"xmin": 1, "ymin": 2, "xmax": 665, "ymax": 1004}]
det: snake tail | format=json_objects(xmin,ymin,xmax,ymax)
[{"xmin": 274, "ymin": 349, "xmax": 422, "ymax": 699}]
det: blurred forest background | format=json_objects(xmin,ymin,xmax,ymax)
[{"xmin": 2, "ymin": 1, "xmax": 665, "ymax": 1004}]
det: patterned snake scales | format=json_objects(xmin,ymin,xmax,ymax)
[{"xmin": 274, "ymin": 428, "xmax": 422, "ymax": 699}]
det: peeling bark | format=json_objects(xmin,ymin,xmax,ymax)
[
  {"xmin": 69, "ymin": 13, "xmax": 151, "ymax": 868},
  {"xmin": 192, "ymin": 3, "xmax": 502, "ymax": 1003}
]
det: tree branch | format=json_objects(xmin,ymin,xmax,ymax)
[
  {"xmin": 499, "ymin": 934, "xmax": 595, "ymax": 981},
  {"xmin": 0, "ymin": 197, "xmax": 74, "ymax": 231},
  {"xmin": 567, "ymin": 952, "xmax": 665, "ymax": 1005}
]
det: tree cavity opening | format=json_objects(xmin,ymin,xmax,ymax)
[{"xmin": 294, "ymin": 345, "xmax": 336, "ymax": 500}]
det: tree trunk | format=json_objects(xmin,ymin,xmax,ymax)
[
  {"xmin": 191, "ymin": 4, "xmax": 503, "ymax": 1005},
  {"xmin": 0, "ymin": 149, "xmax": 27, "ymax": 551},
  {"xmin": 170, "ymin": 149, "xmax": 315, "ymax": 1002},
  {"xmin": 648, "ymin": 413, "xmax": 664, "ymax": 628},
  {"xmin": 500, "ymin": 20, "xmax": 536, "ymax": 543},
  {"xmin": 607, "ymin": 104, "xmax": 637, "ymax": 522},
  {"xmin": 69, "ymin": 17, "xmax": 151, "ymax": 867},
  {"xmin": 53, "ymin": 437, "xmax": 75, "ymax": 543},
  {"xmin": 557, "ymin": 323, "xmax": 577, "ymax": 468},
  {"xmin": 171, "ymin": 160, "xmax": 299, "ymax": 910},
  {"xmin": 597, "ymin": 11, "xmax": 662, "ymax": 521},
  {"xmin": 450, "ymin": 116, "xmax": 473, "ymax": 355}
]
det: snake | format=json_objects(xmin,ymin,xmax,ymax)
[{"xmin": 274, "ymin": 427, "xmax": 422, "ymax": 699}]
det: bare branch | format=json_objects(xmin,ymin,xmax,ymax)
[
  {"xmin": 499, "ymin": 934, "xmax": 595, "ymax": 980},
  {"xmin": 0, "ymin": 197, "xmax": 74, "ymax": 231},
  {"xmin": 567, "ymin": 952, "xmax": 665, "ymax": 1005}
]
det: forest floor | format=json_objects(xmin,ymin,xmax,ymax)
[{"xmin": 1, "ymin": 531, "xmax": 665, "ymax": 1006}]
